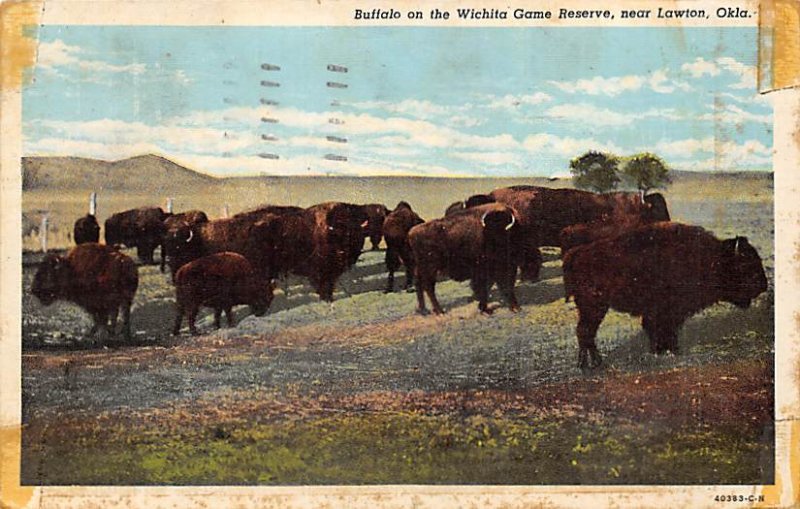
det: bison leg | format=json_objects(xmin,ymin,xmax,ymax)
[
  {"xmin": 213, "ymin": 309, "xmax": 222, "ymax": 329},
  {"xmin": 370, "ymin": 235, "xmax": 381, "ymax": 251},
  {"xmin": 642, "ymin": 314, "xmax": 681, "ymax": 354},
  {"xmin": 497, "ymin": 268, "xmax": 520, "ymax": 313},
  {"xmin": 415, "ymin": 271, "xmax": 429, "ymax": 315},
  {"xmin": 385, "ymin": 248, "xmax": 400, "ymax": 293},
  {"xmin": 225, "ymin": 307, "xmax": 234, "ymax": 327},
  {"xmin": 471, "ymin": 271, "xmax": 492, "ymax": 315},
  {"xmin": 188, "ymin": 305, "xmax": 200, "ymax": 336},
  {"xmin": 172, "ymin": 303, "xmax": 184, "ymax": 336},
  {"xmin": 94, "ymin": 311, "xmax": 110, "ymax": 346},
  {"xmin": 120, "ymin": 302, "xmax": 133, "ymax": 342},
  {"xmin": 400, "ymin": 246, "xmax": 416, "ymax": 292},
  {"xmin": 318, "ymin": 278, "xmax": 336, "ymax": 303},
  {"xmin": 424, "ymin": 280, "xmax": 444, "ymax": 315},
  {"xmin": 109, "ymin": 307, "xmax": 118, "ymax": 337},
  {"xmin": 575, "ymin": 301, "xmax": 607, "ymax": 369}
]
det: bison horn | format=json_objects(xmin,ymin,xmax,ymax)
[
  {"xmin": 360, "ymin": 220, "xmax": 369, "ymax": 228},
  {"xmin": 505, "ymin": 214, "xmax": 515, "ymax": 231},
  {"xmin": 186, "ymin": 229, "xmax": 194, "ymax": 243},
  {"xmin": 734, "ymin": 237, "xmax": 740, "ymax": 256},
  {"xmin": 640, "ymin": 190, "xmax": 645, "ymax": 204},
  {"xmin": 481, "ymin": 212, "xmax": 488, "ymax": 228}
]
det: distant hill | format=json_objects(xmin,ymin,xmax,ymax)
[{"xmin": 22, "ymin": 154, "xmax": 216, "ymax": 192}]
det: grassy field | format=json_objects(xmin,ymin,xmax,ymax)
[{"xmin": 20, "ymin": 173, "xmax": 774, "ymax": 485}]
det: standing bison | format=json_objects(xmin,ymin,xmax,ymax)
[
  {"xmin": 489, "ymin": 186, "xmax": 670, "ymax": 247},
  {"xmin": 31, "ymin": 243, "xmax": 138, "ymax": 344},
  {"xmin": 562, "ymin": 222, "xmax": 768, "ymax": 369},
  {"xmin": 382, "ymin": 201, "xmax": 424, "ymax": 293},
  {"xmin": 262, "ymin": 202, "xmax": 370, "ymax": 301},
  {"xmin": 104, "ymin": 207, "xmax": 169, "ymax": 264},
  {"xmin": 161, "ymin": 205, "xmax": 301, "ymax": 280},
  {"xmin": 172, "ymin": 252, "xmax": 273, "ymax": 335},
  {"xmin": 362, "ymin": 203, "xmax": 390, "ymax": 250},
  {"xmin": 408, "ymin": 203, "xmax": 522, "ymax": 315},
  {"xmin": 160, "ymin": 210, "xmax": 209, "ymax": 274},
  {"xmin": 73, "ymin": 214, "xmax": 100, "ymax": 245}
]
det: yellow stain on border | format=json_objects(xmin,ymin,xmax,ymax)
[
  {"xmin": 759, "ymin": 0, "xmax": 800, "ymax": 92},
  {"xmin": 0, "ymin": 0, "xmax": 42, "ymax": 93},
  {"xmin": 0, "ymin": 426, "xmax": 34, "ymax": 509}
]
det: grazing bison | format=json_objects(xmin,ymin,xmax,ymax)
[
  {"xmin": 382, "ymin": 201, "xmax": 424, "ymax": 293},
  {"xmin": 104, "ymin": 207, "xmax": 169, "ymax": 264},
  {"xmin": 160, "ymin": 210, "xmax": 209, "ymax": 273},
  {"xmin": 562, "ymin": 222, "xmax": 768, "ymax": 369},
  {"xmin": 73, "ymin": 214, "xmax": 100, "ymax": 244},
  {"xmin": 362, "ymin": 203, "xmax": 390, "ymax": 250},
  {"xmin": 162, "ymin": 205, "xmax": 302, "ymax": 279},
  {"xmin": 444, "ymin": 194, "xmax": 495, "ymax": 216},
  {"xmin": 31, "ymin": 243, "xmax": 138, "ymax": 344},
  {"xmin": 408, "ymin": 203, "xmax": 522, "ymax": 315},
  {"xmin": 262, "ymin": 202, "xmax": 370, "ymax": 301},
  {"xmin": 172, "ymin": 252, "xmax": 273, "ymax": 335}
]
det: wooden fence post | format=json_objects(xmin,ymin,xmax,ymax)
[
  {"xmin": 89, "ymin": 192, "xmax": 97, "ymax": 216},
  {"xmin": 40, "ymin": 216, "xmax": 48, "ymax": 253}
]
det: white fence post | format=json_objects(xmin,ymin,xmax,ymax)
[
  {"xmin": 89, "ymin": 192, "xmax": 97, "ymax": 216},
  {"xmin": 40, "ymin": 216, "xmax": 48, "ymax": 253},
  {"xmin": 166, "ymin": 197, "xmax": 174, "ymax": 214}
]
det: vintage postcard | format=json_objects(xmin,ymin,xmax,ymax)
[{"xmin": 1, "ymin": 0, "xmax": 798, "ymax": 507}]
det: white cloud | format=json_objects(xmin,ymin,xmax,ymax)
[
  {"xmin": 699, "ymin": 104, "xmax": 771, "ymax": 124},
  {"xmin": 37, "ymin": 39, "xmax": 146, "ymax": 76},
  {"xmin": 544, "ymin": 103, "xmax": 635, "ymax": 126},
  {"xmin": 716, "ymin": 57, "xmax": 756, "ymax": 90},
  {"xmin": 522, "ymin": 133, "xmax": 623, "ymax": 157},
  {"xmin": 486, "ymin": 92, "xmax": 553, "ymax": 110},
  {"xmin": 548, "ymin": 70, "xmax": 690, "ymax": 97},
  {"xmin": 681, "ymin": 58, "xmax": 721, "ymax": 78},
  {"xmin": 655, "ymin": 137, "xmax": 771, "ymax": 170},
  {"xmin": 451, "ymin": 151, "xmax": 522, "ymax": 166},
  {"xmin": 652, "ymin": 137, "xmax": 715, "ymax": 158}
]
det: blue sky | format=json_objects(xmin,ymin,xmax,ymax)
[{"xmin": 23, "ymin": 26, "xmax": 772, "ymax": 177}]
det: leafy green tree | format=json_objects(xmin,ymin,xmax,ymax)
[
  {"xmin": 569, "ymin": 151, "xmax": 621, "ymax": 193},
  {"xmin": 622, "ymin": 153, "xmax": 671, "ymax": 192}
]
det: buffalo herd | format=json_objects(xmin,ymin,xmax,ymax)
[{"xmin": 32, "ymin": 184, "xmax": 768, "ymax": 370}]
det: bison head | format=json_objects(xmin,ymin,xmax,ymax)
[
  {"xmin": 32, "ymin": 254, "xmax": 72, "ymax": 306},
  {"xmin": 643, "ymin": 193, "xmax": 671, "ymax": 222},
  {"xmin": 248, "ymin": 281, "xmax": 275, "ymax": 317},
  {"xmin": 325, "ymin": 203, "xmax": 369, "ymax": 266},
  {"xmin": 720, "ymin": 236, "xmax": 768, "ymax": 308}
]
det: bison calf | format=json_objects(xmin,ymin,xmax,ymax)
[
  {"xmin": 32, "ymin": 243, "xmax": 138, "ymax": 344},
  {"xmin": 409, "ymin": 203, "xmax": 522, "ymax": 315},
  {"xmin": 172, "ymin": 252, "xmax": 274, "ymax": 336},
  {"xmin": 563, "ymin": 222, "xmax": 768, "ymax": 369}
]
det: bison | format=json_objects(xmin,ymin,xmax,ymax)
[
  {"xmin": 161, "ymin": 205, "xmax": 301, "ymax": 280},
  {"xmin": 562, "ymin": 222, "xmax": 768, "ymax": 369},
  {"xmin": 160, "ymin": 210, "xmax": 209, "ymax": 274},
  {"xmin": 362, "ymin": 203, "xmax": 390, "ymax": 250},
  {"xmin": 382, "ymin": 201, "xmax": 424, "ymax": 293},
  {"xmin": 172, "ymin": 252, "xmax": 273, "ymax": 335},
  {"xmin": 488, "ymin": 186, "xmax": 671, "ymax": 247},
  {"xmin": 104, "ymin": 207, "xmax": 169, "ymax": 264},
  {"xmin": 444, "ymin": 194, "xmax": 496, "ymax": 216},
  {"xmin": 261, "ymin": 202, "xmax": 370, "ymax": 301},
  {"xmin": 408, "ymin": 203, "xmax": 522, "ymax": 315},
  {"xmin": 31, "ymin": 243, "xmax": 138, "ymax": 344},
  {"xmin": 73, "ymin": 214, "xmax": 100, "ymax": 245}
]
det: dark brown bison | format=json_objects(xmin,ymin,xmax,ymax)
[
  {"xmin": 444, "ymin": 194, "xmax": 495, "ymax": 216},
  {"xmin": 261, "ymin": 202, "xmax": 370, "ymax": 301},
  {"xmin": 382, "ymin": 201, "xmax": 424, "ymax": 293},
  {"xmin": 172, "ymin": 252, "xmax": 273, "ymax": 335},
  {"xmin": 408, "ymin": 203, "xmax": 522, "ymax": 315},
  {"xmin": 162, "ymin": 205, "xmax": 302, "ymax": 279},
  {"xmin": 562, "ymin": 222, "xmax": 768, "ymax": 369},
  {"xmin": 73, "ymin": 214, "xmax": 100, "ymax": 244},
  {"xmin": 160, "ymin": 210, "xmax": 209, "ymax": 273},
  {"xmin": 31, "ymin": 243, "xmax": 138, "ymax": 344},
  {"xmin": 362, "ymin": 203, "xmax": 390, "ymax": 250},
  {"xmin": 489, "ymin": 186, "xmax": 671, "ymax": 247},
  {"xmin": 104, "ymin": 207, "xmax": 169, "ymax": 264}
]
